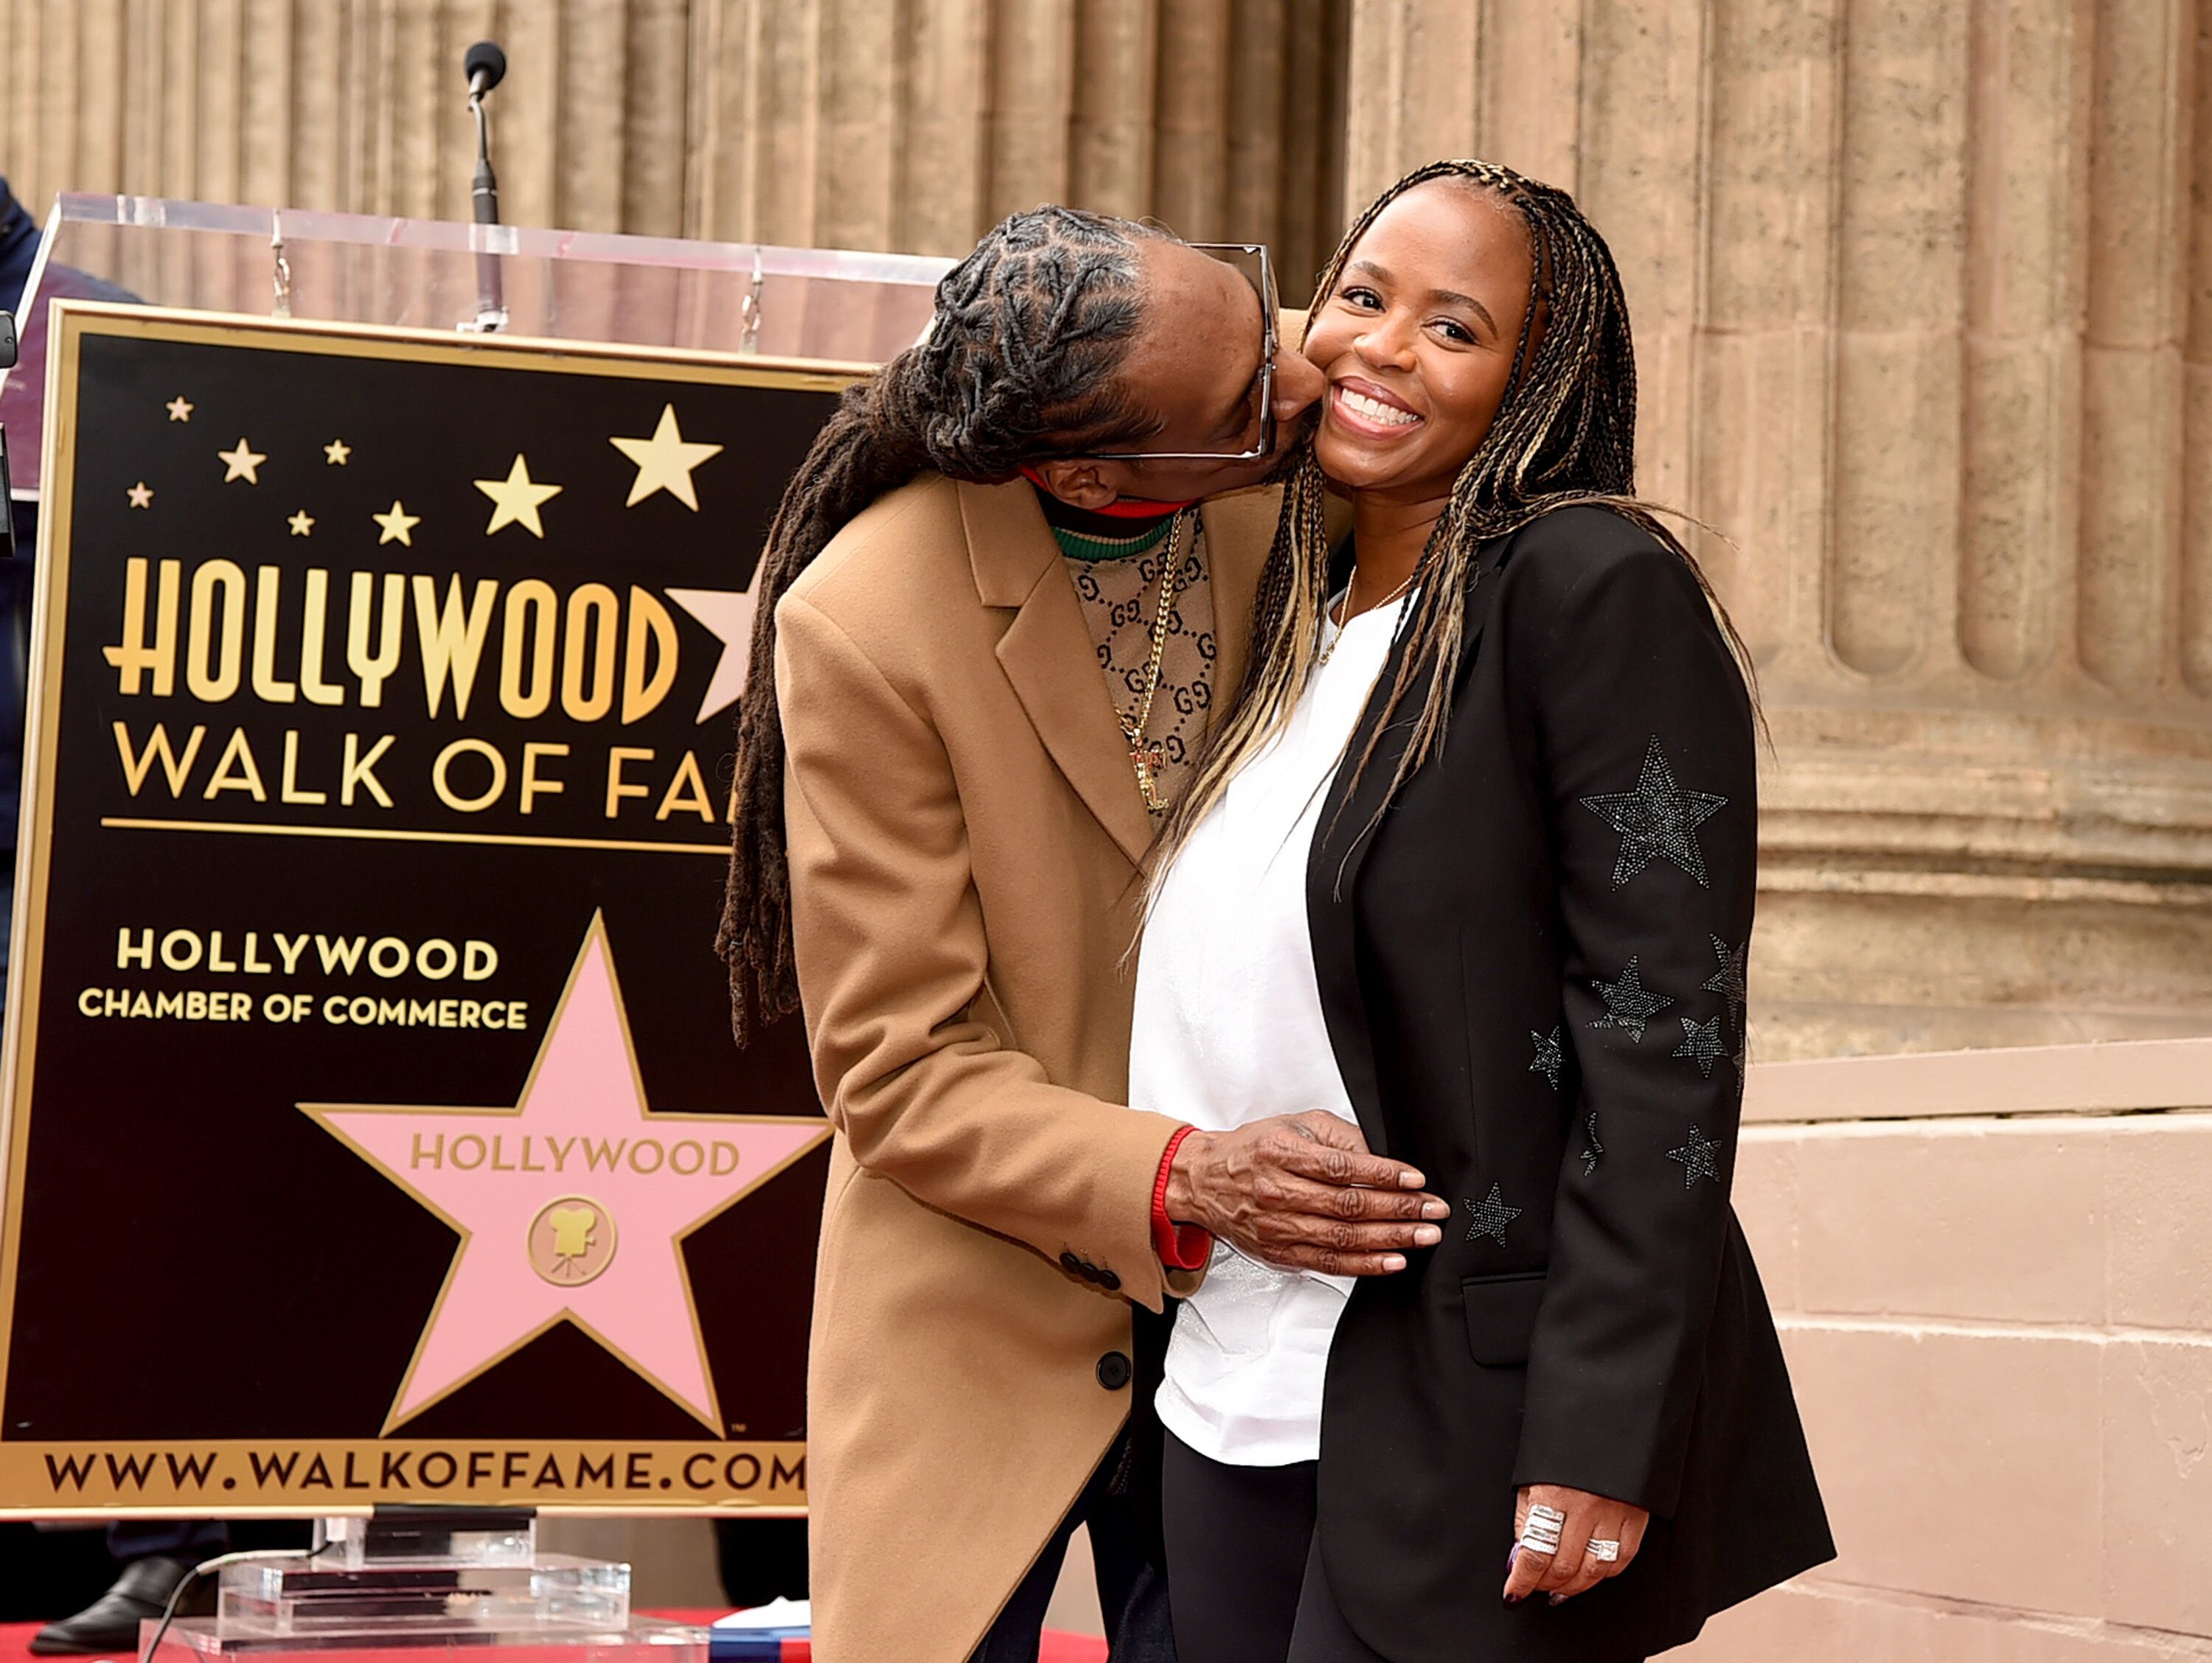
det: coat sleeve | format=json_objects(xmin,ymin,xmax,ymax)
[
  {"xmin": 775, "ymin": 589, "xmax": 1194, "ymax": 1311},
  {"xmin": 1508, "ymin": 518, "xmax": 1759, "ymax": 1517}
]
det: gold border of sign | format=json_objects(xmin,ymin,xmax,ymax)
[{"xmin": 0, "ymin": 303, "xmax": 863, "ymax": 1513}]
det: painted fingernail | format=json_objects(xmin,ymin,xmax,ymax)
[
  {"xmin": 1506, "ymin": 1545, "xmax": 1520, "ymax": 1572},
  {"xmin": 1414, "ymin": 1225, "xmax": 1442, "ymax": 1246},
  {"xmin": 1503, "ymin": 1594, "xmax": 1523, "ymax": 1608},
  {"xmin": 1382, "ymin": 1253, "xmax": 1407, "ymax": 1271},
  {"xmin": 1548, "ymin": 1594, "xmax": 1567, "ymax": 1607}
]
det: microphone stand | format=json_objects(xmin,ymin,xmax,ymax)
[{"xmin": 466, "ymin": 79, "xmax": 507, "ymax": 334}]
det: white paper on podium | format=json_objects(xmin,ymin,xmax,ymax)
[{"xmin": 712, "ymin": 1600, "xmax": 813, "ymax": 1631}]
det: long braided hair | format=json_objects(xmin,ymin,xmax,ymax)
[
  {"xmin": 1150, "ymin": 158, "xmax": 1754, "ymax": 883},
  {"xmin": 719, "ymin": 206, "xmax": 1169, "ymax": 1043}
]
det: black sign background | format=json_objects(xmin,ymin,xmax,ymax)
[{"xmin": 0, "ymin": 307, "xmax": 856, "ymax": 1511}]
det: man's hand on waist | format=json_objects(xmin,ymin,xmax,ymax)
[{"xmin": 1163, "ymin": 1111, "xmax": 1447, "ymax": 1277}]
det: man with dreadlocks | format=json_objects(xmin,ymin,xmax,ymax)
[
  {"xmin": 1134, "ymin": 164, "xmax": 1832, "ymax": 1662},
  {"xmin": 718, "ymin": 208, "xmax": 1454, "ymax": 1663}
]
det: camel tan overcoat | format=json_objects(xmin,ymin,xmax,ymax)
[{"xmin": 776, "ymin": 473, "xmax": 1279, "ymax": 1663}]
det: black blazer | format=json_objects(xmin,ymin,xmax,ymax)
[{"xmin": 1307, "ymin": 506, "xmax": 1833, "ymax": 1662}]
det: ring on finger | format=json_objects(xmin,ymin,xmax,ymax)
[
  {"xmin": 1585, "ymin": 1538, "xmax": 1621, "ymax": 1563},
  {"xmin": 1518, "ymin": 1504, "xmax": 1566, "ymax": 1555}
]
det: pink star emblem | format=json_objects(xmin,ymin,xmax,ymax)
[{"xmin": 305, "ymin": 915, "xmax": 827, "ymax": 1432}]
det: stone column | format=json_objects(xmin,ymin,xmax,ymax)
[
  {"xmin": 1344, "ymin": 0, "xmax": 2212, "ymax": 1059},
  {"xmin": 0, "ymin": 0, "xmax": 1350, "ymax": 279}
]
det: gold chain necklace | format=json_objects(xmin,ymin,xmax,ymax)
[
  {"xmin": 1119, "ymin": 509, "xmax": 1192, "ymax": 815},
  {"xmin": 1316, "ymin": 563, "xmax": 1416, "ymax": 669}
]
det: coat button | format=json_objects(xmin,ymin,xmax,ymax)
[
  {"xmin": 1096, "ymin": 1351, "xmax": 1133, "ymax": 1391},
  {"xmin": 1060, "ymin": 1251, "xmax": 1084, "ymax": 1277},
  {"xmin": 1095, "ymin": 1267, "xmax": 1122, "ymax": 1292}
]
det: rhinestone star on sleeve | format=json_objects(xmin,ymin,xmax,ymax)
[
  {"xmin": 1581, "ymin": 1111, "xmax": 1604, "ymax": 1176},
  {"xmin": 1590, "ymin": 957, "xmax": 1674, "ymax": 1042},
  {"xmin": 1666, "ymin": 1125, "xmax": 1727, "ymax": 1188},
  {"xmin": 1703, "ymin": 935, "xmax": 1748, "ymax": 1029},
  {"xmin": 1673, "ymin": 1015, "xmax": 1725, "ymax": 1078},
  {"xmin": 1529, "ymin": 1026, "xmax": 1563, "ymax": 1090},
  {"xmin": 1464, "ymin": 1184, "xmax": 1521, "ymax": 1245},
  {"xmin": 1579, "ymin": 735, "xmax": 1728, "ymax": 888}
]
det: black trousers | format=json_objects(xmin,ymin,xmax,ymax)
[
  {"xmin": 969, "ymin": 1428, "xmax": 1175, "ymax": 1663},
  {"xmin": 1161, "ymin": 1433, "xmax": 1651, "ymax": 1663},
  {"xmin": 1158, "ymin": 1434, "xmax": 1385, "ymax": 1663}
]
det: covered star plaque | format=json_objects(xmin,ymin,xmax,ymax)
[{"xmin": 0, "ymin": 304, "xmax": 860, "ymax": 1514}]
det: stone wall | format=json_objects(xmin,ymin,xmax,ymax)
[
  {"xmin": 0, "ymin": 0, "xmax": 1351, "ymax": 292},
  {"xmin": 1342, "ymin": 0, "xmax": 2212, "ymax": 1060},
  {"xmin": 1681, "ymin": 1038, "xmax": 2212, "ymax": 1660},
  {"xmin": 13, "ymin": 1, "xmax": 2211, "ymax": 1054}
]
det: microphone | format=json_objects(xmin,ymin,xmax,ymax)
[
  {"xmin": 465, "ymin": 40, "xmax": 507, "ymax": 101},
  {"xmin": 462, "ymin": 41, "xmax": 507, "ymax": 332}
]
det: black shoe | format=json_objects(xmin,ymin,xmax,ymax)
[{"xmin": 29, "ymin": 1555, "xmax": 204, "ymax": 1654}]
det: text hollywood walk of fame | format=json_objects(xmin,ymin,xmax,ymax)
[{"xmin": 103, "ymin": 388, "xmax": 768, "ymax": 837}]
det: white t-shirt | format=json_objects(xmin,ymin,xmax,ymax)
[{"xmin": 1133, "ymin": 593, "xmax": 1405, "ymax": 1466}]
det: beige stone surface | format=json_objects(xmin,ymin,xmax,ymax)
[
  {"xmin": 10, "ymin": 0, "xmax": 2212, "ymax": 1063},
  {"xmin": 1681, "ymin": 1580, "xmax": 2212, "ymax": 1662},
  {"xmin": 0, "ymin": 0, "xmax": 1354, "ymax": 287},
  {"xmin": 2101, "ymin": 1338, "xmax": 2212, "ymax": 1637},
  {"xmin": 1782, "ymin": 1322, "xmax": 2105, "ymax": 1617},
  {"xmin": 1717, "ymin": 1063, "xmax": 2212, "ymax": 1657},
  {"xmin": 2106, "ymin": 1120, "xmax": 2212, "ymax": 1333},
  {"xmin": 1790, "ymin": 1120, "xmax": 2104, "ymax": 1324}
]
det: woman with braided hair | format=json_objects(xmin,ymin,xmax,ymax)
[
  {"xmin": 1133, "ymin": 163, "xmax": 1832, "ymax": 1661},
  {"xmin": 723, "ymin": 204, "xmax": 1463, "ymax": 1663}
]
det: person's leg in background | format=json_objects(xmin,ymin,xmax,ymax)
[
  {"xmin": 968, "ymin": 1426, "xmax": 1172, "ymax": 1663},
  {"xmin": 713, "ymin": 1517, "xmax": 808, "ymax": 1609},
  {"xmin": 29, "ymin": 1521, "xmax": 229, "ymax": 1654},
  {"xmin": 1083, "ymin": 1456, "xmax": 1174, "ymax": 1663}
]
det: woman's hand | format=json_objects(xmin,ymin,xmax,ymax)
[{"xmin": 1503, "ymin": 1483, "xmax": 1649, "ymax": 1605}]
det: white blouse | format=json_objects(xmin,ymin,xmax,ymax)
[{"xmin": 1132, "ymin": 593, "xmax": 1405, "ymax": 1467}]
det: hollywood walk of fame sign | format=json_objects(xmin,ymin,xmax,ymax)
[{"xmin": 0, "ymin": 304, "xmax": 863, "ymax": 1513}]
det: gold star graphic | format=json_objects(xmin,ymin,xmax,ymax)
[
  {"xmin": 218, "ymin": 439, "xmax": 266, "ymax": 484},
  {"xmin": 473, "ymin": 453, "xmax": 563, "ymax": 538},
  {"xmin": 126, "ymin": 481, "xmax": 154, "ymax": 509},
  {"xmin": 166, "ymin": 397, "xmax": 193, "ymax": 422},
  {"xmin": 373, "ymin": 501, "xmax": 422, "ymax": 547},
  {"xmin": 324, "ymin": 439, "xmax": 352, "ymax": 465},
  {"xmin": 288, "ymin": 510, "xmax": 315, "ymax": 537},
  {"xmin": 609, "ymin": 404, "xmax": 724, "ymax": 512}
]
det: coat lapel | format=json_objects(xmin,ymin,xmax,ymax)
[
  {"xmin": 1307, "ymin": 537, "xmax": 1512, "ymax": 1157},
  {"xmin": 961, "ymin": 479, "xmax": 1158, "ymax": 867}
]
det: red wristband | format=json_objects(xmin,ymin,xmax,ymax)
[{"xmin": 1151, "ymin": 1126, "xmax": 1211, "ymax": 1271}]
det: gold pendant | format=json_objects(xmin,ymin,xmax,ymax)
[{"xmin": 1130, "ymin": 739, "xmax": 1169, "ymax": 813}]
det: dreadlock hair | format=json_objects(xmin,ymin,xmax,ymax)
[
  {"xmin": 719, "ymin": 206, "xmax": 1170, "ymax": 1044},
  {"xmin": 1150, "ymin": 158, "xmax": 1758, "ymax": 890}
]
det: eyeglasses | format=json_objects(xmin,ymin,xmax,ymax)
[{"xmin": 1062, "ymin": 242, "xmax": 1279, "ymax": 463}]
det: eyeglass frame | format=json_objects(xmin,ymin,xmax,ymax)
[{"xmin": 1057, "ymin": 241, "xmax": 1280, "ymax": 464}]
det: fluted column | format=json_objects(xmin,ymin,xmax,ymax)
[
  {"xmin": 1, "ymin": 0, "xmax": 1352, "ymax": 285},
  {"xmin": 1346, "ymin": 0, "xmax": 2212, "ymax": 1058}
]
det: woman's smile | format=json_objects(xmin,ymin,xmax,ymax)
[{"xmin": 1327, "ymin": 377, "xmax": 1424, "ymax": 438}]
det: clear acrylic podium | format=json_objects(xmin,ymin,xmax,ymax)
[
  {"xmin": 151, "ymin": 1513, "xmax": 704, "ymax": 1663},
  {"xmin": 1, "ymin": 192, "xmax": 952, "ymax": 495}
]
